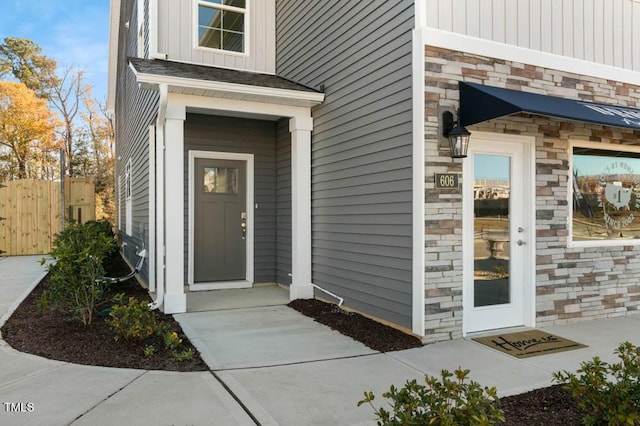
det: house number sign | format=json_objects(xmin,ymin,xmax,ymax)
[{"xmin": 435, "ymin": 173, "xmax": 460, "ymax": 189}]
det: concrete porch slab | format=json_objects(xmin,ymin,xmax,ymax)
[
  {"xmin": 174, "ymin": 305, "xmax": 377, "ymax": 370},
  {"xmin": 186, "ymin": 285, "xmax": 289, "ymax": 312}
]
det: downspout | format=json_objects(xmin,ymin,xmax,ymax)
[
  {"xmin": 311, "ymin": 284, "xmax": 344, "ymax": 307},
  {"xmin": 287, "ymin": 273, "xmax": 344, "ymax": 306},
  {"xmin": 149, "ymin": 83, "xmax": 168, "ymax": 310}
]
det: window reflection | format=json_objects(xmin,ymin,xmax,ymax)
[
  {"xmin": 572, "ymin": 147, "xmax": 640, "ymax": 241},
  {"xmin": 474, "ymin": 154, "xmax": 510, "ymax": 307},
  {"xmin": 204, "ymin": 167, "xmax": 238, "ymax": 194}
]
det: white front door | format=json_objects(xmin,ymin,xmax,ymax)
[{"xmin": 463, "ymin": 133, "xmax": 534, "ymax": 334}]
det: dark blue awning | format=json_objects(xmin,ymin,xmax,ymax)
[{"xmin": 459, "ymin": 82, "xmax": 640, "ymax": 130}]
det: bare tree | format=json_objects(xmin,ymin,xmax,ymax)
[
  {"xmin": 83, "ymin": 94, "xmax": 115, "ymax": 222},
  {"xmin": 48, "ymin": 65, "xmax": 90, "ymax": 177}
]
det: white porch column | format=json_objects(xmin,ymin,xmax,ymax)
[
  {"xmin": 162, "ymin": 102, "xmax": 187, "ymax": 313},
  {"xmin": 289, "ymin": 116, "xmax": 314, "ymax": 300}
]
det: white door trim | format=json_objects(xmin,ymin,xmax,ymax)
[
  {"xmin": 462, "ymin": 131, "xmax": 536, "ymax": 335},
  {"xmin": 188, "ymin": 150, "xmax": 255, "ymax": 290}
]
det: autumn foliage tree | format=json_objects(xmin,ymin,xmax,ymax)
[
  {"xmin": 0, "ymin": 81, "xmax": 58, "ymax": 179},
  {"xmin": 0, "ymin": 37, "xmax": 116, "ymax": 223}
]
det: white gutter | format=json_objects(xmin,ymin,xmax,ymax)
[
  {"xmin": 148, "ymin": 124, "xmax": 156, "ymax": 292},
  {"xmin": 107, "ymin": 0, "xmax": 121, "ymax": 114},
  {"xmin": 149, "ymin": 83, "xmax": 168, "ymax": 310}
]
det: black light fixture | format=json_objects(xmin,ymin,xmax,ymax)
[{"xmin": 442, "ymin": 110, "xmax": 471, "ymax": 159}]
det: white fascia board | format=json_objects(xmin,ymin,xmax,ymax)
[
  {"xmin": 424, "ymin": 27, "xmax": 640, "ymax": 86},
  {"xmin": 107, "ymin": 0, "xmax": 121, "ymax": 113},
  {"xmin": 169, "ymin": 92, "xmax": 311, "ymax": 119},
  {"xmin": 131, "ymin": 68, "xmax": 325, "ymax": 106}
]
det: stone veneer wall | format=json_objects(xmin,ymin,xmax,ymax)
[{"xmin": 423, "ymin": 46, "xmax": 640, "ymax": 343}]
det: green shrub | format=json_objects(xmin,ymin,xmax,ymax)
[
  {"xmin": 143, "ymin": 345, "xmax": 156, "ymax": 358},
  {"xmin": 553, "ymin": 341, "xmax": 640, "ymax": 426},
  {"xmin": 163, "ymin": 331, "xmax": 182, "ymax": 350},
  {"xmin": 39, "ymin": 220, "xmax": 117, "ymax": 325},
  {"xmin": 109, "ymin": 294, "xmax": 159, "ymax": 341},
  {"xmin": 170, "ymin": 348, "xmax": 194, "ymax": 362},
  {"xmin": 358, "ymin": 367, "xmax": 504, "ymax": 426}
]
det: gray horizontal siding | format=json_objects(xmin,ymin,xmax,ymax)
[
  {"xmin": 115, "ymin": 0, "xmax": 159, "ymax": 285},
  {"xmin": 184, "ymin": 114, "xmax": 277, "ymax": 283},
  {"xmin": 276, "ymin": 0, "xmax": 415, "ymax": 327},
  {"xmin": 276, "ymin": 119, "xmax": 292, "ymax": 285}
]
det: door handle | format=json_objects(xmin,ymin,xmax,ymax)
[
  {"xmin": 516, "ymin": 240, "xmax": 525, "ymax": 246},
  {"xmin": 241, "ymin": 212, "xmax": 246, "ymax": 240}
]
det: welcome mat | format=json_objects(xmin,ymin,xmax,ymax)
[{"xmin": 473, "ymin": 330, "xmax": 587, "ymax": 358}]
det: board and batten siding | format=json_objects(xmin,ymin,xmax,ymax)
[
  {"xmin": 115, "ymin": 0, "xmax": 159, "ymax": 284},
  {"xmin": 424, "ymin": 0, "xmax": 640, "ymax": 71},
  {"xmin": 276, "ymin": 0, "xmax": 415, "ymax": 327},
  {"xmin": 184, "ymin": 114, "xmax": 279, "ymax": 284},
  {"xmin": 156, "ymin": 0, "xmax": 275, "ymax": 73}
]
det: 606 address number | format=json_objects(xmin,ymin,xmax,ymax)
[{"xmin": 434, "ymin": 173, "xmax": 459, "ymax": 189}]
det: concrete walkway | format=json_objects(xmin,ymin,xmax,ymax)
[{"xmin": 0, "ymin": 255, "xmax": 639, "ymax": 425}]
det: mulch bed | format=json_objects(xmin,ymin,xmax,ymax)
[
  {"xmin": 0, "ymin": 255, "xmax": 207, "ymax": 372},
  {"xmin": 499, "ymin": 385, "xmax": 584, "ymax": 425},
  {"xmin": 288, "ymin": 299, "xmax": 423, "ymax": 352},
  {"xmin": 2, "ymin": 256, "xmax": 586, "ymax": 423}
]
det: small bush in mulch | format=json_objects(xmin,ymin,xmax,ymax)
[
  {"xmin": 39, "ymin": 220, "xmax": 118, "ymax": 326},
  {"xmin": 1, "ymin": 254, "xmax": 207, "ymax": 372},
  {"xmin": 288, "ymin": 299, "xmax": 423, "ymax": 352},
  {"xmin": 553, "ymin": 341, "xmax": 640, "ymax": 426},
  {"xmin": 359, "ymin": 367, "xmax": 505, "ymax": 425}
]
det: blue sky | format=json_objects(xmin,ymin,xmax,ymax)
[
  {"xmin": 0, "ymin": 0, "xmax": 110, "ymax": 101},
  {"xmin": 475, "ymin": 154, "xmax": 510, "ymax": 180}
]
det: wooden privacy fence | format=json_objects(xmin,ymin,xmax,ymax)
[{"xmin": 0, "ymin": 178, "xmax": 95, "ymax": 255}]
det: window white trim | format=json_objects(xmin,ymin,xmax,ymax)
[
  {"xmin": 568, "ymin": 139, "xmax": 640, "ymax": 248},
  {"xmin": 193, "ymin": 0, "xmax": 249, "ymax": 56},
  {"xmin": 117, "ymin": 174, "xmax": 123, "ymax": 231},
  {"xmin": 136, "ymin": 0, "xmax": 145, "ymax": 58},
  {"xmin": 187, "ymin": 150, "xmax": 254, "ymax": 290}
]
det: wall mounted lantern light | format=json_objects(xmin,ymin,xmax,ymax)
[{"xmin": 441, "ymin": 110, "xmax": 471, "ymax": 159}]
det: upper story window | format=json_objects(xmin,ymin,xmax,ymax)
[{"xmin": 197, "ymin": 0, "xmax": 246, "ymax": 53}]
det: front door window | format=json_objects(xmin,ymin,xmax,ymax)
[{"xmin": 474, "ymin": 154, "xmax": 511, "ymax": 307}]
